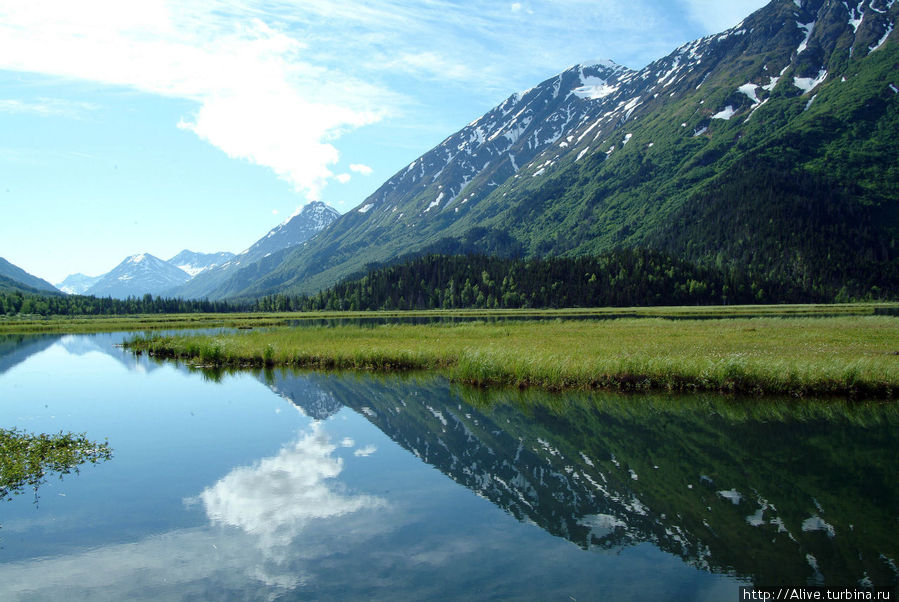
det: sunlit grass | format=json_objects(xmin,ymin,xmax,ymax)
[{"xmin": 126, "ymin": 315, "xmax": 899, "ymax": 398}]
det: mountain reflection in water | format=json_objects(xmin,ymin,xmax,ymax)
[{"xmin": 265, "ymin": 370, "xmax": 899, "ymax": 589}]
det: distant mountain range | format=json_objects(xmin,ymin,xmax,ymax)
[
  {"xmin": 52, "ymin": 201, "xmax": 339, "ymax": 299},
  {"xmin": 175, "ymin": 0, "xmax": 898, "ymax": 301},
  {"xmin": 163, "ymin": 201, "xmax": 340, "ymax": 299}
]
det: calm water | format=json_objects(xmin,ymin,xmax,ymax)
[{"xmin": 1, "ymin": 333, "xmax": 897, "ymax": 600}]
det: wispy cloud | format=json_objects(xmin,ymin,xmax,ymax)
[
  {"xmin": 349, "ymin": 164, "xmax": 373, "ymax": 176},
  {"xmin": 0, "ymin": 98, "xmax": 98, "ymax": 118}
]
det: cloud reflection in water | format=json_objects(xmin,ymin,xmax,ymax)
[{"xmin": 188, "ymin": 422, "xmax": 386, "ymax": 551}]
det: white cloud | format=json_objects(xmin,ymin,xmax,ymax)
[
  {"xmin": 353, "ymin": 444, "xmax": 377, "ymax": 457},
  {"xmin": 0, "ymin": 1, "xmax": 390, "ymax": 200},
  {"xmin": 335, "ymin": 173, "xmax": 352, "ymax": 183},
  {"xmin": 349, "ymin": 163, "xmax": 373, "ymax": 176}
]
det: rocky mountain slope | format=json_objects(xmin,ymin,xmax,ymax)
[{"xmin": 204, "ymin": 0, "xmax": 898, "ymax": 300}]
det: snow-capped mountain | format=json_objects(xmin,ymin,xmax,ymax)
[
  {"xmin": 198, "ymin": 0, "xmax": 897, "ymax": 299},
  {"xmin": 168, "ymin": 201, "xmax": 340, "ymax": 299},
  {"xmin": 238, "ymin": 201, "xmax": 340, "ymax": 263},
  {"xmin": 166, "ymin": 250, "xmax": 235, "ymax": 277},
  {"xmin": 84, "ymin": 253, "xmax": 191, "ymax": 299},
  {"xmin": 56, "ymin": 202, "xmax": 339, "ymax": 300},
  {"xmin": 55, "ymin": 273, "xmax": 102, "ymax": 295}
]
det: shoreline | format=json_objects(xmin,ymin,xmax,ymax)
[{"xmin": 124, "ymin": 315, "xmax": 899, "ymax": 399}]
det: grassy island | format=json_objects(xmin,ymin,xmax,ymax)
[{"xmin": 126, "ymin": 314, "xmax": 899, "ymax": 398}]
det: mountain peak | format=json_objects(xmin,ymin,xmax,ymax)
[{"xmin": 84, "ymin": 252, "xmax": 190, "ymax": 299}]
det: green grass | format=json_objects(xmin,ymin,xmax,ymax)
[
  {"xmin": 126, "ymin": 314, "xmax": 899, "ymax": 398},
  {"xmin": 1, "ymin": 302, "xmax": 896, "ymax": 333}
]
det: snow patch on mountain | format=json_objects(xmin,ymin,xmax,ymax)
[
  {"xmin": 796, "ymin": 21, "xmax": 815, "ymax": 54},
  {"xmin": 794, "ymin": 69, "xmax": 827, "ymax": 93},
  {"xmin": 712, "ymin": 105, "xmax": 737, "ymax": 120},
  {"xmin": 572, "ymin": 66, "xmax": 619, "ymax": 100},
  {"xmin": 738, "ymin": 83, "xmax": 761, "ymax": 104},
  {"xmin": 869, "ymin": 22, "xmax": 893, "ymax": 53}
]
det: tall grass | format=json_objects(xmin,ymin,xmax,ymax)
[{"xmin": 126, "ymin": 316, "xmax": 899, "ymax": 398}]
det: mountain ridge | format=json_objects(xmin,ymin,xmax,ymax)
[{"xmin": 0, "ymin": 257, "xmax": 61, "ymax": 295}]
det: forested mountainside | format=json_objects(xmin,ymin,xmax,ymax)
[
  {"xmin": 252, "ymin": 250, "xmax": 827, "ymax": 312},
  {"xmin": 0, "ymin": 257, "xmax": 60, "ymax": 295}
]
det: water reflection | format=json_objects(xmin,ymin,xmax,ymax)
[
  {"xmin": 188, "ymin": 422, "xmax": 385, "ymax": 551},
  {"xmin": 264, "ymin": 371, "xmax": 899, "ymax": 589},
  {"xmin": 2, "ymin": 332, "xmax": 897, "ymax": 597},
  {"xmin": 0, "ymin": 334, "xmax": 61, "ymax": 375}
]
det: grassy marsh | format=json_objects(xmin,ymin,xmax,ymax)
[
  {"xmin": 126, "ymin": 314, "xmax": 899, "ymax": 398},
  {"xmin": 2, "ymin": 302, "xmax": 897, "ymax": 333}
]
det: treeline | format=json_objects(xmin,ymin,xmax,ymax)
[
  {"xmin": 253, "ymin": 249, "xmax": 827, "ymax": 312},
  {"xmin": 0, "ymin": 291, "xmax": 247, "ymax": 317}
]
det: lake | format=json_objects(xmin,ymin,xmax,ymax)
[{"xmin": 1, "ymin": 332, "xmax": 897, "ymax": 600}]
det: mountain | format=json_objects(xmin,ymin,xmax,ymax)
[
  {"xmin": 55, "ymin": 273, "xmax": 102, "ymax": 295},
  {"xmin": 84, "ymin": 253, "xmax": 191, "ymax": 299},
  {"xmin": 201, "ymin": 0, "xmax": 898, "ymax": 300},
  {"xmin": 168, "ymin": 201, "xmax": 340, "ymax": 299},
  {"xmin": 166, "ymin": 250, "xmax": 235, "ymax": 277},
  {"xmin": 54, "ymin": 202, "xmax": 337, "ymax": 300},
  {"xmin": 0, "ymin": 257, "xmax": 60, "ymax": 294}
]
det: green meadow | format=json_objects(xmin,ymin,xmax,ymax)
[{"xmin": 125, "ymin": 312, "xmax": 899, "ymax": 398}]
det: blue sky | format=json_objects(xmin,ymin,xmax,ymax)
[{"xmin": 0, "ymin": 0, "xmax": 768, "ymax": 284}]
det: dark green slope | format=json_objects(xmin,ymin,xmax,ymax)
[
  {"xmin": 0, "ymin": 257, "xmax": 61, "ymax": 295},
  {"xmin": 223, "ymin": 0, "xmax": 898, "ymax": 300}
]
